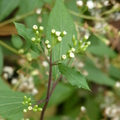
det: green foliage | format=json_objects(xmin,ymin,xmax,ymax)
[
  {"xmin": 0, "ymin": 77, "xmax": 10, "ymax": 90},
  {"xmin": 46, "ymin": 0, "xmax": 77, "ymax": 79},
  {"xmin": 14, "ymin": 22, "xmax": 41, "ymax": 53},
  {"xmin": 11, "ymin": 35, "xmax": 23, "ymax": 49},
  {"xmin": 84, "ymin": 58, "xmax": 116, "ymax": 86},
  {"xmin": 59, "ymin": 63, "xmax": 90, "ymax": 90},
  {"xmin": 0, "ymin": 90, "xmax": 34, "ymax": 118},
  {"xmin": 0, "ymin": 46, "xmax": 3, "ymax": 75},
  {"xmin": 0, "ymin": 0, "xmax": 20, "ymax": 21},
  {"xmin": 7, "ymin": 112, "xmax": 23, "ymax": 120}
]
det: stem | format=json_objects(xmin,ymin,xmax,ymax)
[
  {"xmin": 69, "ymin": 10, "xmax": 105, "ymax": 21},
  {"xmin": 0, "ymin": 11, "xmax": 35, "ymax": 27},
  {"xmin": 40, "ymin": 51, "xmax": 52, "ymax": 120},
  {"xmin": 0, "ymin": 40, "xmax": 19, "ymax": 55}
]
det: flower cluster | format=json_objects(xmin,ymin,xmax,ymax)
[
  {"xmin": 22, "ymin": 96, "xmax": 42, "ymax": 113},
  {"xmin": 31, "ymin": 25, "xmax": 44, "ymax": 45},
  {"xmin": 45, "ymin": 29, "xmax": 67, "ymax": 51},
  {"xmin": 61, "ymin": 34, "xmax": 91, "ymax": 60}
]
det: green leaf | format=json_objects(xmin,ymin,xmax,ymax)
[
  {"xmin": 11, "ymin": 35, "xmax": 23, "ymax": 49},
  {"xmin": 109, "ymin": 65, "xmax": 120, "ymax": 80},
  {"xmin": 0, "ymin": 90, "xmax": 34, "ymax": 118},
  {"xmin": 0, "ymin": 77, "xmax": 10, "ymax": 90},
  {"xmin": 7, "ymin": 112, "xmax": 23, "ymax": 120},
  {"xmin": 0, "ymin": 46, "xmax": 3, "ymax": 75},
  {"xmin": 0, "ymin": 0, "xmax": 20, "ymax": 21},
  {"xmin": 58, "ymin": 63, "xmax": 90, "ymax": 90},
  {"xmin": 46, "ymin": 0, "xmax": 77, "ymax": 79},
  {"xmin": 84, "ymin": 58, "xmax": 116, "ymax": 86},
  {"xmin": 14, "ymin": 22, "xmax": 41, "ymax": 53},
  {"xmin": 87, "ymin": 34, "xmax": 116, "ymax": 58}
]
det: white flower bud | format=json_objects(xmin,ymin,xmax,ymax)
[
  {"xmin": 23, "ymin": 109, "xmax": 27, "ymax": 113},
  {"xmin": 33, "ymin": 25, "xmax": 38, "ymax": 30},
  {"xmin": 76, "ymin": 0, "xmax": 83, "ymax": 7},
  {"xmin": 86, "ymin": 1, "xmax": 95, "ymax": 9},
  {"xmin": 39, "ymin": 26, "xmax": 44, "ymax": 32},
  {"xmin": 57, "ymin": 36, "xmax": 62, "ymax": 42},
  {"xmin": 18, "ymin": 49, "xmax": 24, "ymax": 54},
  {"xmin": 71, "ymin": 48, "xmax": 75, "ymax": 52},
  {"xmin": 62, "ymin": 55, "xmax": 67, "ymax": 60},
  {"xmin": 69, "ymin": 52, "xmax": 74, "ymax": 58},
  {"xmin": 63, "ymin": 31, "xmax": 67, "ymax": 35},
  {"xmin": 45, "ymin": 40, "xmax": 49, "ymax": 45},
  {"xmin": 86, "ymin": 41, "xmax": 91, "ymax": 45},
  {"xmin": 80, "ymin": 106, "xmax": 86, "ymax": 113},
  {"xmin": 31, "ymin": 37, "xmax": 36, "ymax": 42},
  {"xmin": 36, "ymin": 8, "xmax": 41, "ymax": 14},
  {"xmin": 84, "ymin": 35, "xmax": 89, "ymax": 40},
  {"xmin": 51, "ymin": 29, "xmax": 56, "ymax": 35},
  {"xmin": 115, "ymin": 81, "xmax": 120, "ymax": 88},
  {"xmin": 28, "ymin": 106, "xmax": 33, "ymax": 111},
  {"xmin": 35, "ymin": 31, "xmax": 39, "ymax": 36},
  {"xmin": 55, "ymin": 31, "xmax": 61, "ymax": 36},
  {"xmin": 47, "ymin": 44, "xmax": 51, "ymax": 49}
]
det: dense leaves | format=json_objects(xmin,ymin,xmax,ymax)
[{"xmin": 0, "ymin": 46, "xmax": 3, "ymax": 75}]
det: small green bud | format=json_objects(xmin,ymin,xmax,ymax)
[
  {"xmin": 57, "ymin": 36, "xmax": 62, "ymax": 42},
  {"xmin": 45, "ymin": 40, "xmax": 49, "ymax": 45},
  {"xmin": 37, "ymin": 38, "xmax": 40, "ymax": 43},
  {"xmin": 35, "ymin": 30, "xmax": 39, "ymax": 36},
  {"xmin": 23, "ymin": 109, "xmax": 27, "ymax": 113},
  {"xmin": 86, "ymin": 41, "xmax": 91, "ymax": 45},
  {"xmin": 72, "ymin": 35, "xmax": 76, "ymax": 42},
  {"xmin": 22, "ymin": 102, "xmax": 25, "ymax": 105},
  {"xmin": 28, "ymin": 103, "xmax": 32, "ymax": 106},
  {"xmin": 34, "ymin": 105, "xmax": 38, "ymax": 108},
  {"xmin": 24, "ymin": 96, "xmax": 27, "ymax": 101},
  {"xmin": 25, "ymin": 101, "xmax": 28, "ymax": 104},
  {"xmin": 61, "ymin": 55, "xmax": 67, "ymax": 60},
  {"xmin": 47, "ymin": 44, "xmax": 51, "ymax": 49},
  {"xmin": 28, "ymin": 98, "xmax": 31, "ymax": 102},
  {"xmin": 18, "ymin": 49, "xmax": 24, "ymax": 54},
  {"xmin": 33, "ymin": 108, "xmax": 37, "ymax": 112},
  {"xmin": 67, "ymin": 50, "xmax": 72, "ymax": 53},
  {"xmin": 61, "ymin": 31, "xmax": 67, "ymax": 37},
  {"xmin": 84, "ymin": 35, "xmax": 89, "ymax": 40},
  {"xmin": 37, "ymin": 108, "xmax": 43, "ymax": 112},
  {"xmin": 71, "ymin": 48, "xmax": 75, "ymax": 52},
  {"xmin": 39, "ymin": 26, "xmax": 44, "ymax": 33},
  {"xmin": 26, "ymin": 53, "xmax": 32, "ymax": 61},
  {"xmin": 73, "ymin": 40, "xmax": 77, "ymax": 47}
]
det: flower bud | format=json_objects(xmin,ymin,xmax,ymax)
[
  {"xmin": 23, "ymin": 109, "xmax": 27, "ymax": 113},
  {"xmin": 51, "ymin": 29, "xmax": 56, "ymax": 36},
  {"xmin": 18, "ymin": 49, "xmax": 24, "ymax": 54},
  {"xmin": 39, "ymin": 26, "xmax": 44, "ymax": 33},
  {"xmin": 28, "ymin": 106, "xmax": 33, "ymax": 111},
  {"xmin": 55, "ymin": 31, "xmax": 61, "ymax": 37},
  {"xmin": 24, "ymin": 96, "xmax": 27, "ymax": 101},
  {"xmin": 34, "ymin": 105, "xmax": 38, "ymax": 108},
  {"xmin": 28, "ymin": 98, "xmax": 31, "ymax": 102},
  {"xmin": 69, "ymin": 52, "xmax": 75, "ymax": 58},
  {"xmin": 62, "ymin": 55, "xmax": 67, "ymax": 60},
  {"xmin": 45, "ymin": 40, "xmax": 49, "ymax": 45},
  {"xmin": 86, "ymin": 41, "xmax": 91, "ymax": 45},
  {"xmin": 61, "ymin": 31, "xmax": 67, "ymax": 37},
  {"xmin": 72, "ymin": 35, "xmax": 76, "ymax": 42},
  {"xmin": 47, "ymin": 44, "xmax": 51, "ymax": 49},
  {"xmin": 33, "ymin": 25, "xmax": 38, "ymax": 31},
  {"xmin": 73, "ymin": 40, "xmax": 77, "ymax": 47},
  {"xmin": 31, "ymin": 37, "xmax": 36, "ymax": 42},
  {"xmin": 35, "ymin": 31, "xmax": 39, "ymax": 36},
  {"xmin": 71, "ymin": 48, "xmax": 75, "ymax": 52},
  {"xmin": 76, "ymin": 0, "xmax": 83, "ymax": 7},
  {"xmin": 37, "ymin": 108, "xmax": 43, "ymax": 112},
  {"xmin": 33, "ymin": 108, "xmax": 37, "ymax": 112},
  {"xmin": 37, "ymin": 38, "xmax": 40, "ymax": 43},
  {"xmin": 57, "ymin": 36, "xmax": 62, "ymax": 42}
]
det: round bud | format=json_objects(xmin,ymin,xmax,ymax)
[
  {"xmin": 35, "ymin": 31, "xmax": 39, "ymax": 36},
  {"xmin": 28, "ymin": 106, "xmax": 33, "ymax": 111},
  {"xmin": 69, "ymin": 52, "xmax": 75, "ymax": 58},
  {"xmin": 28, "ymin": 98, "xmax": 31, "ymax": 102},
  {"xmin": 23, "ymin": 109, "xmax": 27, "ymax": 113},
  {"xmin": 24, "ymin": 96, "xmax": 27, "ymax": 101},
  {"xmin": 115, "ymin": 81, "xmax": 120, "ymax": 88},
  {"xmin": 33, "ymin": 108, "xmax": 37, "ymax": 112},
  {"xmin": 72, "ymin": 35, "xmax": 76, "ymax": 42},
  {"xmin": 18, "ymin": 49, "xmax": 24, "ymax": 54},
  {"xmin": 37, "ymin": 108, "xmax": 43, "ymax": 112},
  {"xmin": 67, "ymin": 50, "xmax": 72, "ymax": 53},
  {"xmin": 62, "ymin": 55, "xmax": 67, "ymax": 60},
  {"xmin": 57, "ymin": 36, "xmax": 62, "ymax": 42},
  {"xmin": 26, "ymin": 53, "xmax": 32, "ymax": 61},
  {"xmin": 80, "ymin": 106, "xmax": 86, "ymax": 113},
  {"xmin": 22, "ymin": 102, "xmax": 25, "ymax": 105},
  {"xmin": 71, "ymin": 48, "xmax": 75, "ymax": 52},
  {"xmin": 47, "ymin": 44, "xmax": 51, "ymax": 49},
  {"xmin": 31, "ymin": 37, "xmax": 36, "ymax": 42},
  {"xmin": 25, "ymin": 101, "xmax": 28, "ymax": 104},
  {"xmin": 33, "ymin": 25, "xmax": 38, "ymax": 31},
  {"xmin": 73, "ymin": 40, "xmax": 77, "ymax": 47},
  {"xmin": 55, "ymin": 31, "xmax": 61, "ymax": 37},
  {"xmin": 51, "ymin": 29, "xmax": 56, "ymax": 35},
  {"xmin": 45, "ymin": 40, "xmax": 49, "ymax": 45},
  {"xmin": 76, "ymin": 0, "xmax": 83, "ymax": 7},
  {"xmin": 37, "ymin": 38, "xmax": 40, "ymax": 42},
  {"xmin": 84, "ymin": 35, "xmax": 89, "ymax": 40},
  {"xmin": 86, "ymin": 41, "xmax": 91, "ymax": 45},
  {"xmin": 28, "ymin": 103, "xmax": 32, "ymax": 106},
  {"xmin": 36, "ymin": 8, "xmax": 41, "ymax": 14},
  {"xmin": 39, "ymin": 26, "xmax": 44, "ymax": 32},
  {"xmin": 61, "ymin": 31, "xmax": 67, "ymax": 37},
  {"xmin": 34, "ymin": 105, "xmax": 38, "ymax": 108}
]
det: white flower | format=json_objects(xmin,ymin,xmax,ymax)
[
  {"xmin": 31, "ymin": 88, "xmax": 38, "ymax": 95},
  {"xmin": 42, "ymin": 61, "xmax": 49, "ymax": 67},
  {"xmin": 55, "ymin": 31, "xmax": 61, "ymax": 36},
  {"xmin": 86, "ymin": 1, "xmax": 95, "ymax": 9},
  {"xmin": 23, "ymin": 109, "xmax": 27, "ymax": 113},
  {"xmin": 84, "ymin": 34, "xmax": 89, "ymax": 40},
  {"xmin": 45, "ymin": 40, "xmax": 49, "ymax": 45},
  {"xmin": 47, "ymin": 44, "xmax": 51, "ymax": 49},
  {"xmin": 76, "ymin": 0, "xmax": 83, "ymax": 7},
  {"xmin": 86, "ymin": 41, "xmax": 91, "ymax": 45},
  {"xmin": 33, "ymin": 25, "xmax": 38, "ymax": 30},
  {"xmin": 80, "ymin": 106, "xmax": 86, "ymax": 113},
  {"xmin": 63, "ymin": 31, "xmax": 67, "ymax": 35},
  {"xmin": 11, "ymin": 78, "xmax": 18, "ymax": 85},
  {"xmin": 28, "ymin": 106, "xmax": 33, "ymax": 111},
  {"xmin": 69, "ymin": 52, "xmax": 75, "ymax": 58},
  {"xmin": 57, "ymin": 36, "xmax": 62, "ymax": 42},
  {"xmin": 115, "ymin": 81, "xmax": 120, "ymax": 88},
  {"xmin": 36, "ymin": 8, "xmax": 41, "ymax": 14},
  {"xmin": 62, "ymin": 55, "xmax": 67, "ymax": 60}
]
